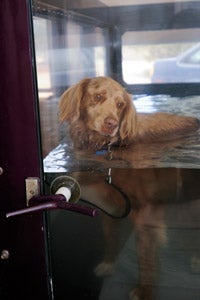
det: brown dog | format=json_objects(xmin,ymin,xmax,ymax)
[
  {"xmin": 59, "ymin": 77, "xmax": 200, "ymax": 300},
  {"xmin": 70, "ymin": 168, "xmax": 200, "ymax": 300},
  {"xmin": 59, "ymin": 76, "xmax": 199, "ymax": 150}
]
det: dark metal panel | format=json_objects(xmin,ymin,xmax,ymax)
[{"xmin": 0, "ymin": 0, "xmax": 50, "ymax": 299}]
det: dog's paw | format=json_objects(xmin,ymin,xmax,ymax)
[
  {"xmin": 129, "ymin": 286, "xmax": 153, "ymax": 300},
  {"xmin": 129, "ymin": 289, "xmax": 139, "ymax": 300},
  {"xmin": 94, "ymin": 261, "xmax": 115, "ymax": 277}
]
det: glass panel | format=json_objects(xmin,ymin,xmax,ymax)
[
  {"xmin": 31, "ymin": 1, "xmax": 200, "ymax": 300},
  {"xmin": 121, "ymin": 2, "xmax": 200, "ymax": 84}
]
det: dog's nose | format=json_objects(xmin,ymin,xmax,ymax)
[{"xmin": 104, "ymin": 117, "xmax": 118, "ymax": 130}]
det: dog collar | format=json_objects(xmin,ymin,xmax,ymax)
[
  {"xmin": 95, "ymin": 149, "xmax": 108, "ymax": 156},
  {"xmin": 95, "ymin": 141, "xmax": 113, "ymax": 159}
]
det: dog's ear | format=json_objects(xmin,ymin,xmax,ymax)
[
  {"xmin": 59, "ymin": 78, "xmax": 90, "ymax": 122},
  {"xmin": 119, "ymin": 92, "xmax": 137, "ymax": 143}
]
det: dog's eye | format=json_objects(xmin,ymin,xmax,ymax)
[
  {"xmin": 117, "ymin": 102, "xmax": 124, "ymax": 109},
  {"xmin": 94, "ymin": 94, "xmax": 102, "ymax": 101}
]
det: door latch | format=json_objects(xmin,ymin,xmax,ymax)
[{"xmin": 25, "ymin": 177, "xmax": 40, "ymax": 205}]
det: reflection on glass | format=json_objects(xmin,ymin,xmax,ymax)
[
  {"xmin": 34, "ymin": 17, "xmax": 52, "ymax": 97},
  {"xmin": 32, "ymin": 4, "xmax": 110, "ymax": 156},
  {"xmin": 122, "ymin": 30, "xmax": 200, "ymax": 84},
  {"xmin": 33, "ymin": 15, "xmax": 109, "ymax": 97}
]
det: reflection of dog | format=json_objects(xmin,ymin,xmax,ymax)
[
  {"xmin": 59, "ymin": 76, "xmax": 199, "ymax": 150},
  {"xmin": 59, "ymin": 77, "xmax": 200, "ymax": 300}
]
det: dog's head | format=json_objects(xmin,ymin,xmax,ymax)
[{"xmin": 59, "ymin": 77, "xmax": 137, "ymax": 145}]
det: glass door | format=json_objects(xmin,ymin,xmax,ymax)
[{"xmin": 30, "ymin": 1, "xmax": 200, "ymax": 299}]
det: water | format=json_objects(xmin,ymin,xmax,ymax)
[{"xmin": 44, "ymin": 95, "xmax": 200, "ymax": 172}]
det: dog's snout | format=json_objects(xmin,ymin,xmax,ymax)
[{"xmin": 104, "ymin": 117, "xmax": 118, "ymax": 129}]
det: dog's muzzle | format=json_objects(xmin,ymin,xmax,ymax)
[{"xmin": 102, "ymin": 117, "xmax": 118, "ymax": 136}]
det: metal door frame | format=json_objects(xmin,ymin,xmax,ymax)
[{"xmin": 0, "ymin": 1, "xmax": 51, "ymax": 299}]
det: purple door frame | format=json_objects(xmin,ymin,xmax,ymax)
[{"xmin": 0, "ymin": 1, "xmax": 51, "ymax": 299}]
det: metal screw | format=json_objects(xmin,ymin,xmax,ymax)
[{"xmin": 1, "ymin": 250, "xmax": 9, "ymax": 260}]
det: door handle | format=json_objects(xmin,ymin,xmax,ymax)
[{"xmin": 6, "ymin": 176, "xmax": 98, "ymax": 218}]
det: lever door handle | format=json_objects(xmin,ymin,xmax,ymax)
[
  {"xmin": 6, "ymin": 176, "xmax": 98, "ymax": 218},
  {"xmin": 6, "ymin": 195, "xmax": 98, "ymax": 218}
]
